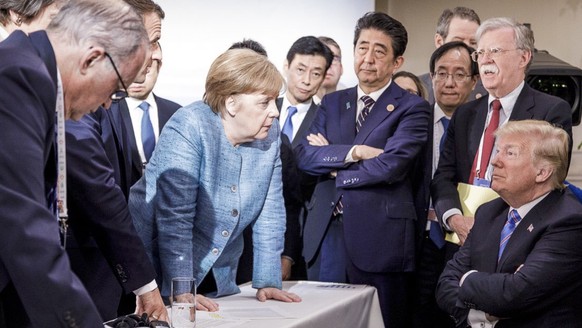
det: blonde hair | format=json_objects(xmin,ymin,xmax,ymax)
[
  {"xmin": 204, "ymin": 49, "xmax": 284, "ymax": 115},
  {"xmin": 496, "ymin": 120, "xmax": 569, "ymax": 189}
]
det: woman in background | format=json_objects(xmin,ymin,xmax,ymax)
[
  {"xmin": 394, "ymin": 70, "xmax": 428, "ymax": 100},
  {"xmin": 0, "ymin": 0, "xmax": 64, "ymax": 40},
  {"xmin": 130, "ymin": 48, "xmax": 301, "ymax": 310}
]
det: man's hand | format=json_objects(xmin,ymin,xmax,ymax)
[
  {"xmin": 136, "ymin": 288, "xmax": 168, "ymax": 322},
  {"xmin": 256, "ymin": 287, "xmax": 302, "ymax": 303},
  {"xmin": 195, "ymin": 294, "xmax": 219, "ymax": 312},
  {"xmin": 306, "ymin": 133, "xmax": 329, "ymax": 146},
  {"xmin": 352, "ymin": 145, "xmax": 383, "ymax": 161},
  {"xmin": 448, "ymin": 214, "xmax": 475, "ymax": 246},
  {"xmin": 281, "ymin": 257, "xmax": 293, "ymax": 281}
]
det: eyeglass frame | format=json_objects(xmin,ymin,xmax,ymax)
[
  {"xmin": 104, "ymin": 52, "xmax": 129, "ymax": 102},
  {"xmin": 432, "ymin": 70, "xmax": 473, "ymax": 83},
  {"xmin": 470, "ymin": 48, "xmax": 519, "ymax": 62}
]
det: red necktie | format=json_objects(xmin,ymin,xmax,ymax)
[{"xmin": 469, "ymin": 99, "xmax": 501, "ymax": 183}]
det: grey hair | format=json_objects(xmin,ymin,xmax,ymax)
[
  {"xmin": 476, "ymin": 17, "xmax": 535, "ymax": 69},
  {"xmin": 46, "ymin": 0, "xmax": 148, "ymax": 64}
]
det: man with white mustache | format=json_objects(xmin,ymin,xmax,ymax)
[{"xmin": 431, "ymin": 17, "xmax": 572, "ymax": 250}]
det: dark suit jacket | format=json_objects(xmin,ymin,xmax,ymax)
[
  {"xmin": 0, "ymin": 30, "xmax": 102, "ymax": 327},
  {"xmin": 113, "ymin": 96, "xmax": 180, "ymax": 187},
  {"xmin": 296, "ymin": 84, "xmax": 431, "ymax": 273},
  {"xmin": 65, "ymin": 111, "xmax": 157, "ymax": 319},
  {"xmin": 431, "ymin": 84, "xmax": 572, "ymax": 222},
  {"xmin": 277, "ymin": 98, "xmax": 319, "ymax": 262},
  {"xmin": 436, "ymin": 189, "xmax": 582, "ymax": 327}
]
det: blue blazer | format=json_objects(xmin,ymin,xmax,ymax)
[
  {"xmin": 437, "ymin": 189, "xmax": 582, "ymax": 327},
  {"xmin": 130, "ymin": 102, "xmax": 285, "ymax": 298},
  {"xmin": 296, "ymin": 83, "xmax": 431, "ymax": 273},
  {"xmin": 0, "ymin": 31, "xmax": 102, "ymax": 327}
]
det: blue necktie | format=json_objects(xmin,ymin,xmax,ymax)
[
  {"xmin": 282, "ymin": 106, "xmax": 297, "ymax": 142},
  {"xmin": 498, "ymin": 209, "xmax": 522, "ymax": 261},
  {"xmin": 439, "ymin": 117, "xmax": 450, "ymax": 153},
  {"xmin": 139, "ymin": 101, "xmax": 155, "ymax": 162}
]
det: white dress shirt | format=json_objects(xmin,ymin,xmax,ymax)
[{"xmin": 126, "ymin": 94, "xmax": 160, "ymax": 164}]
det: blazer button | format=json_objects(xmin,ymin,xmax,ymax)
[
  {"xmin": 221, "ymin": 230, "xmax": 230, "ymax": 237},
  {"xmin": 211, "ymin": 248, "xmax": 219, "ymax": 255},
  {"xmin": 230, "ymin": 185, "xmax": 237, "ymax": 192},
  {"xmin": 231, "ymin": 209, "xmax": 239, "ymax": 217}
]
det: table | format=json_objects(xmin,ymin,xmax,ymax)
[{"xmin": 195, "ymin": 280, "xmax": 384, "ymax": 328}]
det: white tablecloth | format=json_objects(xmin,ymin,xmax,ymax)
[{"xmin": 196, "ymin": 280, "xmax": 384, "ymax": 328}]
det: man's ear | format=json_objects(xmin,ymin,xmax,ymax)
[
  {"xmin": 535, "ymin": 165, "xmax": 553, "ymax": 184},
  {"xmin": 80, "ymin": 46, "xmax": 106, "ymax": 74},
  {"xmin": 435, "ymin": 33, "xmax": 445, "ymax": 48},
  {"xmin": 393, "ymin": 56, "xmax": 404, "ymax": 70},
  {"xmin": 283, "ymin": 59, "xmax": 289, "ymax": 74}
]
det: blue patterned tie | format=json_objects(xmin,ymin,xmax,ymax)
[
  {"xmin": 356, "ymin": 95, "xmax": 375, "ymax": 133},
  {"xmin": 281, "ymin": 106, "xmax": 297, "ymax": 142},
  {"xmin": 139, "ymin": 101, "xmax": 155, "ymax": 162},
  {"xmin": 439, "ymin": 117, "xmax": 450, "ymax": 152},
  {"xmin": 498, "ymin": 209, "xmax": 522, "ymax": 261}
]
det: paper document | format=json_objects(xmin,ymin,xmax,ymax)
[{"xmin": 445, "ymin": 183, "xmax": 499, "ymax": 244}]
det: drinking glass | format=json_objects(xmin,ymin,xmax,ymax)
[{"xmin": 170, "ymin": 277, "xmax": 196, "ymax": 328}]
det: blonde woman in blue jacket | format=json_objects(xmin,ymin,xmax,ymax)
[{"xmin": 129, "ymin": 48, "xmax": 302, "ymax": 311}]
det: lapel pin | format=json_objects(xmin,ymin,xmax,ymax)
[
  {"xmin": 527, "ymin": 224, "xmax": 534, "ymax": 232},
  {"xmin": 387, "ymin": 104, "xmax": 395, "ymax": 112},
  {"xmin": 346, "ymin": 102, "xmax": 351, "ymax": 110}
]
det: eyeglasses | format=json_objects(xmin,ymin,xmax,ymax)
[
  {"xmin": 433, "ymin": 71, "xmax": 472, "ymax": 83},
  {"xmin": 104, "ymin": 52, "xmax": 128, "ymax": 102},
  {"xmin": 470, "ymin": 48, "xmax": 519, "ymax": 62}
]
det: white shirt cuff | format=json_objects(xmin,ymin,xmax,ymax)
[
  {"xmin": 443, "ymin": 208, "xmax": 463, "ymax": 231},
  {"xmin": 133, "ymin": 279, "xmax": 158, "ymax": 296},
  {"xmin": 345, "ymin": 145, "xmax": 358, "ymax": 163},
  {"xmin": 460, "ymin": 270, "xmax": 478, "ymax": 286}
]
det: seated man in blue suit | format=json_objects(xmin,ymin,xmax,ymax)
[
  {"xmin": 437, "ymin": 120, "xmax": 582, "ymax": 327},
  {"xmin": 296, "ymin": 11, "xmax": 431, "ymax": 328},
  {"xmin": 0, "ymin": 0, "xmax": 149, "ymax": 326}
]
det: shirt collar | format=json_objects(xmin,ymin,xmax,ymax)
[{"xmin": 357, "ymin": 79, "xmax": 392, "ymax": 103}]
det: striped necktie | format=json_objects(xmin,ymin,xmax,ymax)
[
  {"xmin": 498, "ymin": 209, "xmax": 522, "ymax": 261},
  {"xmin": 356, "ymin": 95, "xmax": 375, "ymax": 133}
]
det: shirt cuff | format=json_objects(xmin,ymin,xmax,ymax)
[
  {"xmin": 468, "ymin": 309, "xmax": 498, "ymax": 328},
  {"xmin": 345, "ymin": 145, "xmax": 358, "ymax": 163},
  {"xmin": 460, "ymin": 270, "xmax": 478, "ymax": 286},
  {"xmin": 133, "ymin": 279, "xmax": 158, "ymax": 296},
  {"xmin": 442, "ymin": 208, "xmax": 463, "ymax": 231}
]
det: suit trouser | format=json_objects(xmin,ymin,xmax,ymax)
[
  {"xmin": 346, "ymin": 261, "xmax": 413, "ymax": 328},
  {"xmin": 306, "ymin": 217, "xmax": 348, "ymax": 283},
  {"xmin": 413, "ymin": 233, "xmax": 455, "ymax": 328}
]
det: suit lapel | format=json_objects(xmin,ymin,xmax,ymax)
[
  {"xmin": 467, "ymin": 98, "xmax": 489, "ymax": 162},
  {"xmin": 154, "ymin": 94, "xmax": 173, "ymax": 130},
  {"xmin": 339, "ymin": 87, "xmax": 358, "ymax": 143},
  {"xmin": 117, "ymin": 100, "xmax": 142, "ymax": 173},
  {"xmin": 292, "ymin": 102, "xmax": 318, "ymax": 148},
  {"xmin": 508, "ymin": 84, "xmax": 535, "ymax": 121},
  {"xmin": 353, "ymin": 83, "xmax": 400, "ymax": 144},
  {"xmin": 497, "ymin": 190, "xmax": 561, "ymax": 269}
]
